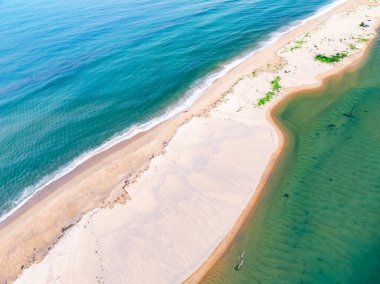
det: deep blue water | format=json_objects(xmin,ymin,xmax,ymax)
[{"xmin": 0, "ymin": 0, "xmax": 337, "ymax": 218}]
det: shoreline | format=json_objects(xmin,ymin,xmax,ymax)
[
  {"xmin": 0, "ymin": 0, "xmax": 350, "ymax": 225},
  {"xmin": 1, "ymin": 0, "xmax": 379, "ymax": 283},
  {"xmin": 0, "ymin": 0, "xmax": 362, "ymax": 228},
  {"xmin": 183, "ymin": 29, "xmax": 378, "ymax": 283}
]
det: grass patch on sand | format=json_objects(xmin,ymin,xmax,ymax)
[
  {"xmin": 289, "ymin": 33, "xmax": 310, "ymax": 51},
  {"xmin": 314, "ymin": 52, "xmax": 348, "ymax": 64},
  {"xmin": 258, "ymin": 91, "xmax": 275, "ymax": 106},
  {"xmin": 348, "ymin": 43, "xmax": 358, "ymax": 50},
  {"xmin": 356, "ymin": 36, "xmax": 369, "ymax": 44},
  {"xmin": 257, "ymin": 76, "xmax": 281, "ymax": 106},
  {"xmin": 233, "ymin": 77, "xmax": 244, "ymax": 87},
  {"xmin": 271, "ymin": 76, "xmax": 281, "ymax": 92}
]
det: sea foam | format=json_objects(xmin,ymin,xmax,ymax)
[{"xmin": 0, "ymin": 0, "xmax": 349, "ymax": 223}]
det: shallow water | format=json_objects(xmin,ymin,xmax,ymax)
[
  {"xmin": 203, "ymin": 36, "xmax": 380, "ymax": 283},
  {"xmin": 0, "ymin": 0, "xmax": 337, "ymax": 218}
]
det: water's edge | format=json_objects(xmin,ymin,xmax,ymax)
[
  {"xmin": 187, "ymin": 16, "xmax": 380, "ymax": 284},
  {"xmin": 200, "ymin": 27, "xmax": 380, "ymax": 284},
  {"xmin": 0, "ymin": 0, "xmax": 349, "ymax": 223}
]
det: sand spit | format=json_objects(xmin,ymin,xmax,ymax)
[{"xmin": 0, "ymin": 0, "xmax": 378, "ymax": 283}]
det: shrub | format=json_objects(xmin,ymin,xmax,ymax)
[
  {"xmin": 258, "ymin": 92, "xmax": 275, "ymax": 106},
  {"xmin": 271, "ymin": 76, "xmax": 281, "ymax": 92},
  {"xmin": 257, "ymin": 76, "xmax": 282, "ymax": 106},
  {"xmin": 314, "ymin": 52, "xmax": 348, "ymax": 63}
]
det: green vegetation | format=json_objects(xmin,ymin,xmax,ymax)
[
  {"xmin": 290, "ymin": 40, "xmax": 306, "ymax": 51},
  {"xmin": 314, "ymin": 52, "xmax": 348, "ymax": 64},
  {"xmin": 257, "ymin": 76, "xmax": 281, "ymax": 106},
  {"xmin": 233, "ymin": 77, "xmax": 244, "ymax": 87},
  {"xmin": 258, "ymin": 91, "xmax": 275, "ymax": 106},
  {"xmin": 356, "ymin": 37, "xmax": 369, "ymax": 43},
  {"xmin": 221, "ymin": 90, "xmax": 232, "ymax": 101},
  {"xmin": 271, "ymin": 76, "xmax": 281, "ymax": 92},
  {"xmin": 289, "ymin": 33, "xmax": 310, "ymax": 51},
  {"xmin": 349, "ymin": 43, "xmax": 358, "ymax": 50}
]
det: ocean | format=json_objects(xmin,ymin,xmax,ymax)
[
  {"xmin": 0, "ymin": 0, "xmax": 341, "ymax": 220},
  {"xmin": 203, "ymin": 31, "xmax": 380, "ymax": 283}
]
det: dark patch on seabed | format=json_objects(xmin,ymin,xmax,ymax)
[{"xmin": 203, "ymin": 38, "xmax": 380, "ymax": 284}]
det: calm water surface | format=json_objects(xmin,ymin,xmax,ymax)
[{"xmin": 203, "ymin": 36, "xmax": 380, "ymax": 283}]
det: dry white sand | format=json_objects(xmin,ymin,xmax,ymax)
[{"xmin": 4, "ymin": 1, "xmax": 380, "ymax": 283}]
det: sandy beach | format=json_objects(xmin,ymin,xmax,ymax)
[{"xmin": 0, "ymin": 0, "xmax": 379, "ymax": 283}]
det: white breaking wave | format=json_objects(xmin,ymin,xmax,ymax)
[{"xmin": 0, "ymin": 0, "xmax": 349, "ymax": 223}]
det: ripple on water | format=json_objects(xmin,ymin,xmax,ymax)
[{"xmin": 204, "ymin": 36, "xmax": 380, "ymax": 284}]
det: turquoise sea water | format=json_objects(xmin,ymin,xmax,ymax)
[
  {"xmin": 204, "ymin": 34, "xmax": 380, "ymax": 283},
  {"xmin": 0, "ymin": 0, "xmax": 339, "ymax": 218}
]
